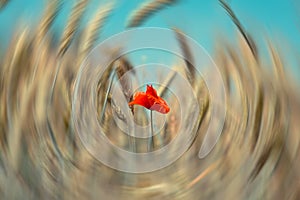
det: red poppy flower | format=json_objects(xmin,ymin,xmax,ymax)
[{"xmin": 128, "ymin": 85, "xmax": 170, "ymax": 114}]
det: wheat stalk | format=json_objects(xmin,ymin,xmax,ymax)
[
  {"xmin": 79, "ymin": 2, "xmax": 114, "ymax": 61},
  {"xmin": 174, "ymin": 28, "xmax": 196, "ymax": 86},
  {"xmin": 219, "ymin": 0, "xmax": 257, "ymax": 59},
  {"xmin": 36, "ymin": 0, "xmax": 62, "ymax": 44},
  {"xmin": 126, "ymin": 0, "xmax": 177, "ymax": 27},
  {"xmin": 58, "ymin": 0, "xmax": 89, "ymax": 58},
  {"xmin": 114, "ymin": 57, "xmax": 134, "ymax": 102}
]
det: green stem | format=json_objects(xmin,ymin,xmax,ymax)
[{"xmin": 148, "ymin": 110, "xmax": 154, "ymax": 151}]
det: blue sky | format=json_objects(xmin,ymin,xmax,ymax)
[{"xmin": 0, "ymin": 0, "xmax": 299, "ymax": 74}]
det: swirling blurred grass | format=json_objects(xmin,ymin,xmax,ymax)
[{"xmin": 0, "ymin": 0, "xmax": 299, "ymax": 199}]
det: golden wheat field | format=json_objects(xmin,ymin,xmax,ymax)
[{"xmin": 0, "ymin": 0, "xmax": 300, "ymax": 199}]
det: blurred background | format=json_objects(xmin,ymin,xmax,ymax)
[{"xmin": 0, "ymin": 0, "xmax": 300, "ymax": 199}]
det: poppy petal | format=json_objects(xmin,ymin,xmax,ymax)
[
  {"xmin": 146, "ymin": 85, "xmax": 158, "ymax": 98},
  {"xmin": 150, "ymin": 103, "xmax": 170, "ymax": 114},
  {"xmin": 128, "ymin": 92, "xmax": 151, "ymax": 108}
]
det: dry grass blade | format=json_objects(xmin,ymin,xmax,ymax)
[
  {"xmin": 174, "ymin": 28, "xmax": 195, "ymax": 85},
  {"xmin": 47, "ymin": 0, "xmax": 89, "ymax": 163},
  {"xmin": 250, "ymin": 85, "xmax": 264, "ymax": 151},
  {"xmin": 96, "ymin": 61, "xmax": 115, "ymax": 114},
  {"xmin": 58, "ymin": 0, "xmax": 89, "ymax": 58},
  {"xmin": 219, "ymin": 0, "xmax": 257, "ymax": 59},
  {"xmin": 126, "ymin": 0, "xmax": 177, "ymax": 27},
  {"xmin": 267, "ymin": 40, "xmax": 286, "ymax": 82},
  {"xmin": 249, "ymin": 144, "xmax": 273, "ymax": 181},
  {"xmin": 79, "ymin": 2, "xmax": 114, "ymax": 60}
]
